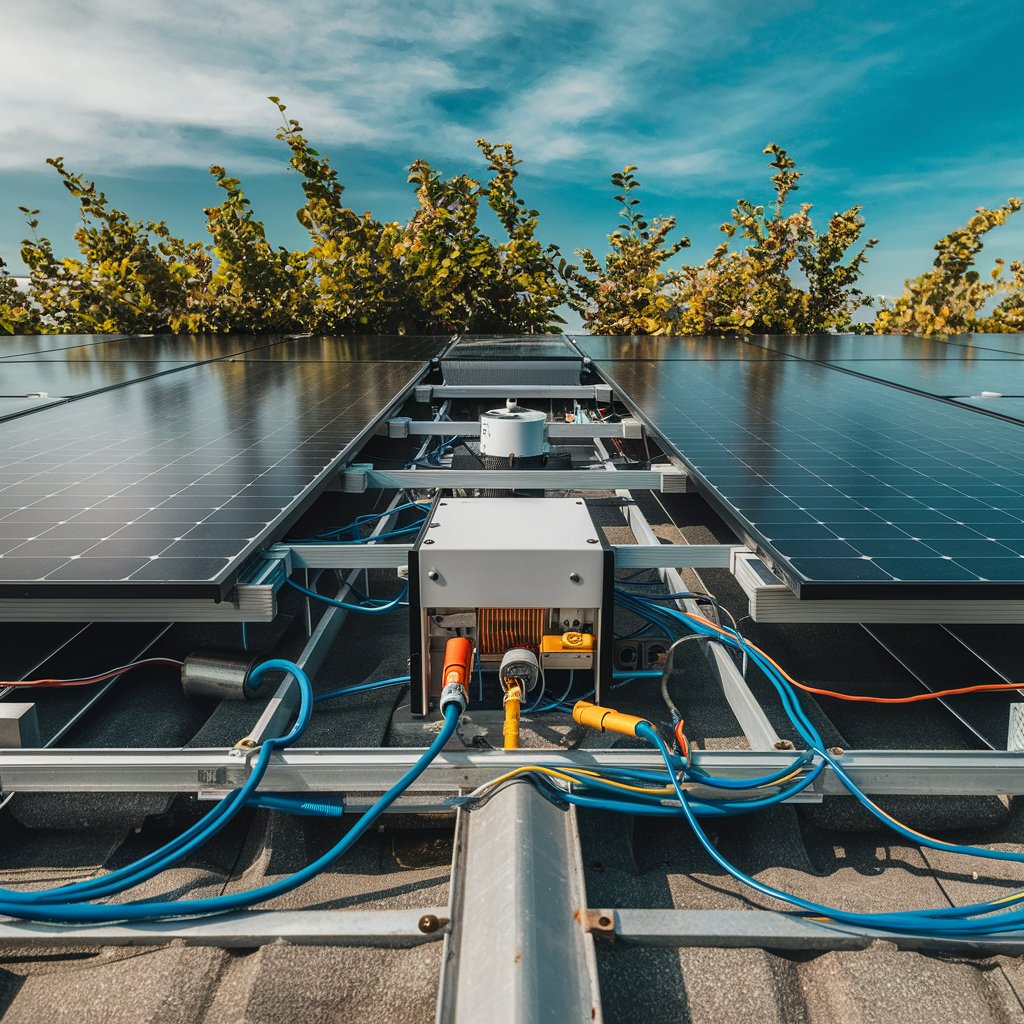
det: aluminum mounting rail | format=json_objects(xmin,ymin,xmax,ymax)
[
  {"xmin": 282, "ymin": 542, "xmax": 741, "ymax": 571},
  {"xmin": 385, "ymin": 417, "xmax": 643, "ymax": 439},
  {"xmin": 2, "ymin": 748, "xmax": 1024, "ymax": 799},
  {"xmin": 0, "ymin": 909, "xmax": 448, "ymax": 949},
  {"xmin": 590, "ymin": 908, "xmax": 1024, "ymax": 956},
  {"xmin": 594, "ymin": 434, "xmax": 786, "ymax": 751},
  {"xmin": 341, "ymin": 465, "xmax": 688, "ymax": 493},
  {"xmin": 437, "ymin": 783, "xmax": 601, "ymax": 1023},
  {"xmin": 415, "ymin": 384, "xmax": 613, "ymax": 401}
]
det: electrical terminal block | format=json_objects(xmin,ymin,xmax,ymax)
[{"xmin": 540, "ymin": 631, "xmax": 594, "ymax": 670}]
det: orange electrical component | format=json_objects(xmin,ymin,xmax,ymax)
[
  {"xmin": 478, "ymin": 608, "xmax": 546, "ymax": 656},
  {"xmin": 442, "ymin": 636, "xmax": 473, "ymax": 696}
]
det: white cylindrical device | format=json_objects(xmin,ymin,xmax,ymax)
[{"xmin": 479, "ymin": 400, "xmax": 547, "ymax": 459}]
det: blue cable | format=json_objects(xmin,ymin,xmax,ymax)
[
  {"xmin": 0, "ymin": 704, "xmax": 461, "ymax": 923},
  {"xmin": 286, "ymin": 579, "xmax": 408, "ymax": 614},
  {"xmin": 0, "ymin": 660, "xmax": 314, "ymax": 907},
  {"xmin": 314, "ymin": 676, "xmax": 411, "ymax": 703}
]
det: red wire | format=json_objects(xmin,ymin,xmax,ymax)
[
  {"xmin": 674, "ymin": 719, "xmax": 689, "ymax": 759},
  {"xmin": 0, "ymin": 657, "xmax": 184, "ymax": 689}
]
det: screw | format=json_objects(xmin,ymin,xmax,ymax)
[
  {"xmin": 427, "ymin": 569, "xmax": 439, "ymax": 581},
  {"xmin": 829, "ymin": 746, "xmax": 845, "ymax": 757},
  {"xmin": 576, "ymin": 500, "xmax": 584, "ymax": 505},
  {"xmin": 569, "ymin": 572, "xmax": 582, "ymax": 584},
  {"xmin": 587, "ymin": 538, "xmax": 599, "ymax": 544},
  {"xmin": 418, "ymin": 914, "xmax": 447, "ymax": 934},
  {"xmin": 773, "ymin": 739, "xmax": 795, "ymax": 751},
  {"xmin": 424, "ymin": 539, "xmax": 434, "ymax": 545}
]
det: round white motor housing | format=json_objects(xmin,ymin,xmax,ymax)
[{"xmin": 479, "ymin": 399, "xmax": 548, "ymax": 458}]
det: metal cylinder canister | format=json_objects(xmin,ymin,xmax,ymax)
[
  {"xmin": 181, "ymin": 649, "xmax": 259, "ymax": 701},
  {"xmin": 479, "ymin": 401, "xmax": 547, "ymax": 459}
]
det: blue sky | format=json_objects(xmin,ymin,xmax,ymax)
[{"xmin": 2, "ymin": 0, "xmax": 1023, "ymax": 325}]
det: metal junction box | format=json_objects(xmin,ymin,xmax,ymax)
[{"xmin": 408, "ymin": 498, "xmax": 613, "ymax": 715}]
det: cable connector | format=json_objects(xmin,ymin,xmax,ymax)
[
  {"xmin": 439, "ymin": 682, "xmax": 468, "ymax": 715},
  {"xmin": 572, "ymin": 700, "xmax": 651, "ymax": 738}
]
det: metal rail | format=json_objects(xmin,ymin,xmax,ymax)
[
  {"xmin": 2, "ymin": 747, "xmax": 1023, "ymax": 798},
  {"xmin": 437, "ymin": 784, "xmax": 601, "ymax": 1023},
  {"xmin": 283, "ymin": 542, "xmax": 739, "ymax": 571},
  {"xmin": 341, "ymin": 467, "xmax": 687, "ymax": 493}
]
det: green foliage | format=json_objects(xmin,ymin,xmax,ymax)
[
  {"xmin": 568, "ymin": 166, "xmax": 689, "ymax": 334},
  {"xmin": 0, "ymin": 254, "xmax": 38, "ymax": 335},
  {"xmin": 873, "ymin": 199, "xmax": 1022, "ymax": 335},
  {"xmin": 17, "ymin": 158, "xmax": 210, "ymax": 334},
  {"xmin": 674, "ymin": 145, "xmax": 876, "ymax": 335},
  {"xmin": 3, "ymin": 103, "xmax": 1022, "ymax": 339}
]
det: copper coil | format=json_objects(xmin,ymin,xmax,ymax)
[{"xmin": 479, "ymin": 607, "xmax": 546, "ymax": 656}]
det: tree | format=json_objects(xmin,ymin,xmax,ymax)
[
  {"xmin": 675, "ymin": 145, "xmax": 876, "ymax": 334},
  {"xmin": 17, "ymin": 159, "xmax": 210, "ymax": 334},
  {"xmin": 568, "ymin": 165, "xmax": 689, "ymax": 334},
  {"xmin": 873, "ymin": 199, "xmax": 1022, "ymax": 335}
]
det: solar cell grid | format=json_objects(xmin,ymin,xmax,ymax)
[
  {"xmin": 0, "ymin": 357, "xmax": 425, "ymax": 597},
  {"xmin": 571, "ymin": 335, "xmax": 788, "ymax": 360},
  {"xmin": 598, "ymin": 356, "xmax": 1024, "ymax": 597},
  {"xmin": 450, "ymin": 335, "xmax": 578, "ymax": 359}
]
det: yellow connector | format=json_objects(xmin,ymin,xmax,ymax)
[
  {"xmin": 503, "ymin": 684, "xmax": 522, "ymax": 750},
  {"xmin": 572, "ymin": 700, "xmax": 650, "ymax": 738},
  {"xmin": 540, "ymin": 632, "xmax": 594, "ymax": 654}
]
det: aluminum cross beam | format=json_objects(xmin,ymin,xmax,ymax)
[{"xmin": 1, "ymin": 748, "xmax": 1023, "ymax": 798}]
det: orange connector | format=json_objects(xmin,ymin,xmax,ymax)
[
  {"xmin": 439, "ymin": 636, "xmax": 474, "ymax": 715},
  {"xmin": 572, "ymin": 700, "xmax": 650, "ymax": 738}
]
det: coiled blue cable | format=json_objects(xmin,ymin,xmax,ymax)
[
  {"xmin": 0, "ymin": 659, "xmax": 314, "ymax": 907},
  {"xmin": 0, "ymin": 703, "xmax": 461, "ymax": 923}
]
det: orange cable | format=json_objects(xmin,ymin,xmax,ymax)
[{"xmin": 684, "ymin": 610, "xmax": 1024, "ymax": 705}]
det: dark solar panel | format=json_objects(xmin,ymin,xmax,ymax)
[
  {"xmin": 571, "ymin": 335, "xmax": 787, "ymax": 360},
  {"xmin": 0, "ymin": 396, "xmax": 60, "ymax": 421},
  {"xmin": 0, "ymin": 360, "xmax": 201, "ymax": 398},
  {"xmin": 0, "ymin": 335, "xmax": 281, "ymax": 363},
  {"xmin": 450, "ymin": 335, "xmax": 578, "ymax": 359},
  {"xmin": 745, "ymin": 334, "xmax": 1024, "ymax": 361},
  {"xmin": 0, "ymin": 334, "xmax": 129, "ymax": 359},
  {"xmin": 229, "ymin": 335, "xmax": 450, "ymax": 362},
  {"xmin": 827, "ymin": 359, "xmax": 1024, "ymax": 398},
  {"xmin": 0, "ymin": 358, "xmax": 425, "ymax": 598},
  {"xmin": 598, "ymin": 357, "xmax": 1024, "ymax": 598}
]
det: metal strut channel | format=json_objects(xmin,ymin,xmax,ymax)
[
  {"xmin": 437, "ymin": 783, "xmax": 602, "ymax": 1024},
  {"xmin": 592, "ymin": 435, "xmax": 785, "ymax": 751},
  {"xmin": 0, "ymin": 909, "xmax": 449, "ymax": 950},
  {"xmin": 243, "ymin": 404, "xmax": 454, "ymax": 747}
]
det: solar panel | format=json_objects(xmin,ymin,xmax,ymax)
[
  {"xmin": 0, "ymin": 335, "xmax": 281, "ymax": 363},
  {"xmin": 0, "ymin": 360, "xmax": 201, "ymax": 399},
  {"xmin": 0, "ymin": 334, "xmax": 128, "ymax": 359},
  {"xmin": 451, "ymin": 335, "xmax": 579, "ymax": 359},
  {"xmin": 0, "ymin": 396, "xmax": 60, "ymax": 421},
  {"xmin": 0, "ymin": 357, "xmax": 426, "ymax": 598},
  {"xmin": 597, "ymin": 356, "xmax": 1024, "ymax": 598},
  {"xmin": 571, "ymin": 335, "xmax": 788, "ymax": 360},
  {"xmin": 745, "ymin": 334, "xmax": 1024, "ymax": 361},
  {"xmin": 824, "ymin": 359, "xmax": 1024, "ymax": 398},
  {"xmin": 226, "ymin": 335, "xmax": 450, "ymax": 362}
]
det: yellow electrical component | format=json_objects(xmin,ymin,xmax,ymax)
[
  {"xmin": 572, "ymin": 700, "xmax": 650, "ymax": 738},
  {"xmin": 540, "ymin": 632, "xmax": 594, "ymax": 654},
  {"xmin": 540, "ymin": 631, "xmax": 595, "ymax": 670},
  {"xmin": 503, "ymin": 684, "xmax": 522, "ymax": 750}
]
